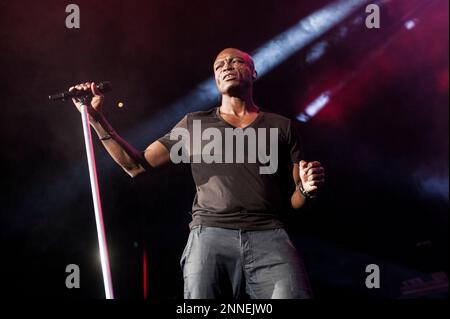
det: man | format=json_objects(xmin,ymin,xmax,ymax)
[{"xmin": 70, "ymin": 48, "xmax": 325, "ymax": 299}]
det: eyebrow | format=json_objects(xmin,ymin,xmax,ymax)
[{"xmin": 214, "ymin": 56, "xmax": 246, "ymax": 66}]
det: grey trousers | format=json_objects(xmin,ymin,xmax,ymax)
[{"xmin": 180, "ymin": 226, "xmax": 312, "ymax": 299}]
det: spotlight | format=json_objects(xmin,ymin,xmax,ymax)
[
  {"xmin": 297, "ymin": 92, "xmax": 331, "ymax": 122},
  {"xmin": 404, "ymin": 19, "xmax": 417, "ymax": 30}
]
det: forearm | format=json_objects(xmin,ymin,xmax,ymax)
[
  {"xmin": 291, "ymin": 188, "xmax": 307, "ymax": 209},
  {"xmin": 90, "ymin": 113, "xmax": 150, "ymax": 177}
]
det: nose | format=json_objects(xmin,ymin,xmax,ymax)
[{"xmin": 223, "ymin": 59, "xmax": 233, "ymax": 71}]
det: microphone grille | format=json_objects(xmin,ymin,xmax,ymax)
[{"xmin": 97, "ymin": 81, "xmax": 112, "ymax": 93}]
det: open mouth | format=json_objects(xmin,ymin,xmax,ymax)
[{"xmin": 223, "ymin": 73, "xmax": 237, "ymax": 81}]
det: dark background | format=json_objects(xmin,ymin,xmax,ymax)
[{"xmin": 0, "ymin": 0, "xmax": 448, "ymax": 299}]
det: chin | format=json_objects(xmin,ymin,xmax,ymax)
[
  {"xmin": 223, "ymin": 82, "xmax": 249, "ymax": 95},
  {"xmin": 223, "ymin": 83, "xmax": 238, "ymax": 92}
]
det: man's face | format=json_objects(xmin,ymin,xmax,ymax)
[{"xmin": 213, "ymin": 48, "xmax": 256, "ymax": 95}]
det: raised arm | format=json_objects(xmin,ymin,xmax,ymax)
[{"xmin": 70, "ymin": 82, "xmax": 171, "ymax": 177}]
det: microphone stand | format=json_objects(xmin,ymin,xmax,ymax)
[{"xmin": 79, "ymin": 97, "xmax": 114, "ymax": 299}]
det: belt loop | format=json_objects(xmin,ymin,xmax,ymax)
[{"xmin": 199, "ymin": 225, "xmax": 203, "ymax": 234}]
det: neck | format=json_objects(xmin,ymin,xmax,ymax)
[{"xmin": 220, "ymin": 90, "xmax": 257, "ymax": 116}]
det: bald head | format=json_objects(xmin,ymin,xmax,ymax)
[{"xmin": 214, "ymin": 48, "xmax": 255, "ymax": 72}]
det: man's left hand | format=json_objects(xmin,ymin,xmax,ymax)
[{"xmin": 299, "ymin": 160, "xmax": 325, "ymax": 195}]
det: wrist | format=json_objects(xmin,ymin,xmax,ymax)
[{"xmin": 296, "ymin": 181, "xmax": 317, "ymax": 200}]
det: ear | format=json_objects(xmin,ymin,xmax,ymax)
[{"xmin": 252, "ymin": 69, "xmax": 258, "ymax": 81}]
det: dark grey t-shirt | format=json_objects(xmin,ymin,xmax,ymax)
[{"xmin": 158, "ymin": 107, "xmax": 302, "ymax": 230}]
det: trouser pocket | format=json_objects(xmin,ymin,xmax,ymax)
[{"xmin": 179, "ymin": 227, "xmax": 198, "ymax": 269}]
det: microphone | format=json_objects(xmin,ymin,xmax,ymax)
[{"xmin": 48, "ymin": 81, "xmax": 112, "ymax": 101}]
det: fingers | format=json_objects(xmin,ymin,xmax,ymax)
[
  {"xmin": 69, "ymin": 82, "xmax": 91, "ymax": 98},
  {"xmin": 69, "ymin": 82, "xmax": 98, "ymax": 92},
  {"xmin": 300, "ymin": 160, "xmax": 308, "ymax": 170},
  {"xmin": 306, "ymin": 173, "xmax": 325, "ymax": 182},
  {"xmin": 300, "ymin": 166, "xmax": 324, "ymax": 178},
  {"xmin": 303, "ymin": 179, "xmax": 324, "ymax": 190},
  {"xmin": 69, "ymin": 86, "xmax": 80, "ymax": 105},
  {"xmin": 299, "ymin": 160, "xmax": 325, "ymax": 192},
  {"xmin": 300, "ymin": 161, "xmax": 324, "ymax": 175},
  {"xmin": 69, "ymin": 81, "xmax": 103, "ymax": 100},
  {"xmin": 73, "ymin": 82, "xmax": 91, "ymax": 91},
  {"xmin": 306, "ymin": 185, "xmax": 318, "ymax": 192},
  {"xmin": 300, "ymin": 160, "xmax": 321, "ymax": 170},
  {"xmin": 307, "ymin": 180, "xmax": 324, "ymax": 187},
  {"xmin": 91, "ymin": 82, "xmax": 103, "ymax": 97},
  {"xmin": 306, "ymin": 167, "xmax": 324, "ymax": 175},
  {"xmin": 307, "ymin": 161, "xmax": 322, "ymax": 168}
]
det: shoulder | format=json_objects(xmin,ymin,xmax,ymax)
[{"xmin": 260, "ymin": 110, "xmax": 293, "ymax": 127}]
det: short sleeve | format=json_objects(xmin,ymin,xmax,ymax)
[
  {"xmin": 286, "ymin": 119, "xmax": 303, "ymax": 164},
  {"xmin": 157, "ymin": 115, "xmax": 188, "ymax": 151}
]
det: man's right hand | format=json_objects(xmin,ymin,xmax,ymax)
[{"xmin": 69, "ymin": 82, "xmax": 104, "ymax": 121}]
